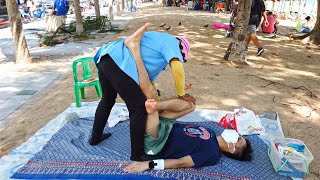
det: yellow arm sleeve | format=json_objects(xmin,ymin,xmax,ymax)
[
  {"xmin": 170, "ymin": 60, "xmax": 185, "ymax": 96},
  {"xmin": 151, "ymin": 81, "xmax": 157, "ymax": 89}
]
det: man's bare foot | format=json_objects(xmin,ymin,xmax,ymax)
[
  {"xmin": 145, "ymin": 99, "xmax": 158, "ymax": 114},
  {"xmin": 124, "ymin": 22, "xmax": 152, "ymax": 49}
]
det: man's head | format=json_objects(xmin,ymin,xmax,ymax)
[
  {"xmin": 218, "ymin": 136, "xmax": 252, "ymax": 161},
  {"xmin": 305, "ymin": 16, "xmax": 311, "ymax": 21},
  {"xmin": 176, "ymin": 36, "xmax": 191, "ymax": 62}
]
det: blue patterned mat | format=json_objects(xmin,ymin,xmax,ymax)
[{"xmin": 12, "ymin": 117, "xmax": 290, "ymax": 180}]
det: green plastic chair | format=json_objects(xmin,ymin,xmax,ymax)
[{"xmin": 72, "ymin": 57, "xmax": 102, "ymax": 107}]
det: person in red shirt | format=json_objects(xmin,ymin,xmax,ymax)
[{"xmin": 262, "ymin": 11, "xmax": 279, "ymax": 34}]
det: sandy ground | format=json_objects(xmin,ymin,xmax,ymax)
[{"xmin": 0, "ymin": 5, "xmax": 319, "ymax": 179}]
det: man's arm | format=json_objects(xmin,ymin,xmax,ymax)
[
  {"xmin": 262, "ymin": 12, "xmax": 269, "ymax": 26},
  {"xmin": 123, "ymin": 155, "xmax": 194, "ymax": 173},
  {"xmin": 260, "ymin": 0, "xmax": 269, "ymax": 26}
]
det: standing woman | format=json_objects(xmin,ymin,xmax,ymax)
[{"xmin": 89, "ymin": 25, "xmax": 195, "ymax": 161}]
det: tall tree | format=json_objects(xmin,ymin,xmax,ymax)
[
  {"xmin": 224, "ymin": 0, "xmax": 252, "ymax": 62},
  {"xmin": 5, "ymin": 0, "xmax": 32, "ymax": 64},
  {"xmin": 108, "ymin": 0, "xmax": 114, "ymax": 20},
  {"xmin": 116, "ymin": 0, "xmax": 120, "ymax": 15},
  {"xmin": 225, "ymin": 0, "xmax": 231, "ymax": 11},
  {"xmin": 73, "ymin": 0, "xmax": 84, "ymax": 34},
  {"xmin": 94, "ymin": 0, "xmax": 101, "ymax": 17},
  {"xmin": 126, "ymin": 0, "xmax": 129, "ymax": 11},
  {"xmin": 122, "ymin": 0, "xmax": 125, "ymax": 13}
]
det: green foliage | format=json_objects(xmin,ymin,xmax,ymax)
[
  {"xmin": 42, "ymin": 35, "xmax": 61, "ymax": 46},
  {"xmin": 66, "ymin": 22, "xmax": 76, "ymax": 32},
  {"xmin": 74, "ymin": 33, "xmax": 90, "ymax": 40},
  {"xmin": 42, "ymin": 16, "xmax": 122, "ymax": 46},
  {"xmin": 83, "ymin": 16, "xmax": 108, "ymax": 32},
  {"xmin": 65, "ymin": 16, "xmax": 121, "ymax": 33}
]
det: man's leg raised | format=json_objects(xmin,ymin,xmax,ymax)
[
  {"xmin": 124, "ymin": 22, "xmax": 158, "ymax": 100},
  {"xmin": 124, "ymin": 23, "xmax": 161, "ymax": 153}
]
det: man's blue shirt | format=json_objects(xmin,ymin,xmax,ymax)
[
  {"xmin": 54, "ymin": 0, "xmax": 69, "ymax": 16},
  {"xmin": 94, "ymin": 31, "xmax": 184, "ymax": 84},
  {"xmin": 161, "ymin": 123, "xmax": 220, "ymax": 168}
]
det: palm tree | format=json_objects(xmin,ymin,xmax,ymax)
[{"xmin": 5, "ymin": 0, "xmax": 32, "ymax": 63}]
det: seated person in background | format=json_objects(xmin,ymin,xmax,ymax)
[
  {"xmin": 296, "ymin": 16, "xmax": 313, "ymax": 33},
  {"xmin": 123, "ymin": 23, "xmax": 252, "ymax": 173},
  {"xmin": 261, "ymin": 11, "xmax": 279, "ymax": 34}
]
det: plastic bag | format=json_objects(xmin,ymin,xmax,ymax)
[{"xmin": 219, "ymin": 108, "xmax": 265, "ymax": 135}]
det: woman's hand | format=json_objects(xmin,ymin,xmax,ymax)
[
  {"xmin": 178, "ymin": 94, "xmax": 196, "ymax": 105},
  {"xmin": 124, "ymin": 161, "xmax": 149, "ymax": 173}
]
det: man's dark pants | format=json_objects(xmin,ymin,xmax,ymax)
[{"xmin": 91, "ymin": 54, "xmax": 147, "ymax": 161}]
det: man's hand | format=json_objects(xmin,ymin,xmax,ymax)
[
  {"xmin": 179, "ymin": 94, "xmax": 196, "ymax": 105},
  {"xmin": 124, "ymin": 161, "xmax": 149, "ymax": 173}
]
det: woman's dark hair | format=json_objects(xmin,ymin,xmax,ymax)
[
  {"xmin": 222, "ymin": 140, "xmax": 253, "ymax": 161},
  {"xmin": 305, "ymin": 16, "xmax": 311, "ymax": 21},
  {"xmin": 176, "ymin": 37, "xmax": 186, "ymax": 62},
  {"xmin": 267, "ymin": 11, "xmax": 273, "ymax": 16}
]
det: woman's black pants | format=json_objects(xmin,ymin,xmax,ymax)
[{"xmin": 91, "ymin": 54, "xmax": 147, "ymax": 161}]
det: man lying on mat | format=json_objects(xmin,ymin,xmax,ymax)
[{"xmin": 123, "ymin": 23, "xmax": 252, "ymax": 173}]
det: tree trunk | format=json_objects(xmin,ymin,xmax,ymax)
[
  {"xmin": 94, "ymin": 0, "xmax": 101, "ymax": 17},
  {"xmin": 122, "ymin": 0, "xmax": 125, "ymax": 12},
  {"xmin": 126, "ymin": 0, "xmax": 129, "ymax": 10},
  {"xmin": 225, "ymin": 0, "xmax": 231, "ymax": 11},
  {"xmin": 116, "ymin": 0, "xmax": 120, "ymax": 15},
  {"xmin": 108, "ymin": 0, "xmax": 114, "ymax": 20},
  {"xmin": 73, "ymin": 0, "xmax": 84, "ymax": 34},
  {"xmin": 302, "ymin": 0, "xmax": 320, "ymax": 45},
  {"xmin": 224, "ymin": 0, "xmax": 252, "ymax": 62},
  {"xmin": 6, "ymin": 0, "xmax": 32, "ymax": 64}
]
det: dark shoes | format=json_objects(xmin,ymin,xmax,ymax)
[
  {"xmin": 257, "ymin": 47, "xmax": 264, "ymax": 56},
  {"xmin": 89, "ymin": 133, "xmax": 111, "ymax": 145}
]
